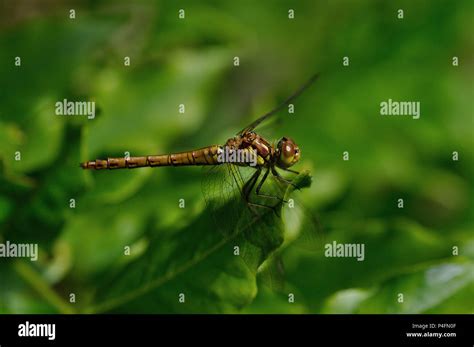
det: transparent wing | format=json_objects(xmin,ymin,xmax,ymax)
[
  {"xmin": 257, "ymin": 171, "xmax": 325, "ymax": 291},
  {"xmin": 282, "ymin": 193, "xmax": 325, "ymax": 252},
  {"xmin": 202, "ymin": 165, "xmax": 324, "ymax": 286},
  {"xmin": 237, "ymin": 73, "xmax": 320, "ymax": 135},
  {"xmin": 201, "ymin": 164, "xmax": 245, "ymax": 239},
  {"xmin": 257, "ymin": 253, "xmax": 286, "ymax": 293},
  {"xmin": 201, "ymin": 164, "xmax": 286, "ymax": 273}
]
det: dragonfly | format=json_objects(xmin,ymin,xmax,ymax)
[{"xmin": 81, "ymin": 73, "xmax": 322, "ymax": 288}]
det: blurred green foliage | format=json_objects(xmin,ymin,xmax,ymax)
[{"xmin": 0, "ymin": 0, "xmax": 473, "ymax": 313}]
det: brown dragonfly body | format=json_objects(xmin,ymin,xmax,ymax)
[
  {"xmin": 81, "ymin": 73, "xmax": 318, "ymax": 212},
  {"xmin": 80, "ymin": 131, "xmax": 276, "ymax": 170}
]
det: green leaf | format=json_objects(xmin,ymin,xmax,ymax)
[
  {"xmin": 281, "ymin": 219, "xmax": 453, "ymax": 312},
  {"xmin": 85, "ymin": 171, "xmax": 313, "ymax": 313},
  {"xmin": 321, "ymin": 288, "xmax": 374, "ymax": 314},
  {"xmin": 87, "ymin": 211, "xmax": 258, "ymax": 313},
  {"xmin": 356, "ymin": 259, "xmax": 474, "ymax": 313}
]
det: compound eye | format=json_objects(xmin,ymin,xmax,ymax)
[{"xmin": 278, "ymin": 140, "xmax": 295, "ymax": 166}]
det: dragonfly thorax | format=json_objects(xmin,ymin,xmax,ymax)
[{"xmin": 223, "ymin": 132, "xmax": 274, "ymax": 167}]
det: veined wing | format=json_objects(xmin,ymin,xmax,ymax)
[
  {"xmin": 201, "ymin": 164, "xmax": 324, "ymax": 285},
  {"xmin": 237, "ymin": 73, "xmax": 320, "ymax": 135},
  {"xmin": 257, "ymin": 172, "xmax": 326, "ymax": 292},
  {"xmin": 201, "ymin": 164, "xmax": 287, "ymax": 272}
]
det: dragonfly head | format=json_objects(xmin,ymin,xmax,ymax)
[{"xmin": 276, "ymin": 137, "xmax": 300, "ymax": 168}]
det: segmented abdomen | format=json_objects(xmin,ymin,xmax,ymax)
[{"xmin": 80, "ymin": 145, "xmax": 222, "ymax": 170}]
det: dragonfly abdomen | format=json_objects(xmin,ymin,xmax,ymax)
[{"xmin": 80, "ymin": 145, "xmax": 222, "ymax": 170}]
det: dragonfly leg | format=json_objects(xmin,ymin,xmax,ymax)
[
  {"xmin": 281, "ymin": 167, "xmax": 300, "ymax": 175},
  {"xmin": 243, "ymin": 168, "xmax": 280, "ymax": 216},
  {"xmin": 255, "ymin": 168, "xmax": 288, "ymax": 204},
  {"xmin": 242, "ymin": 168, "xmax": 261, "ymax": 201},
  {"xmin": 271, "ymin": 167, "xmax": 300, "ymax": 190},
  {"xmin": 247, "ymin": 202, "xmax": 278, "ymax": 217}
]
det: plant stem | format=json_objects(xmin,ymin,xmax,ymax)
[{"xmin": 13, "ymin": 260, "xmax": 75, "ymax": 314}]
